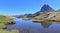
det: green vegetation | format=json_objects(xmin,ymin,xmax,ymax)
[
  {"xmin": 0, "ymin": 15, "xmax": 15, "ymax": 28},
  {"xmin": 0, "ymin": 15, "xmax": 13, "ymax": 23},
  {"xmin": 0, "ymin": 23, "xmax": 6, "ymax": 29},
  {"xmin": 0, "ymin": 15, "xmax": 19, "ymax": 33},
  {"xmin": 0, "ymin": 29, "xmax": 19, "ymax": 33}
]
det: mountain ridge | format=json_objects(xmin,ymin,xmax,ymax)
[{"xmin": 14, "ymin": 4, "xmax": 54, "ymax": 18}]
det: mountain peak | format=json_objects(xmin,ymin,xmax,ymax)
[
  {"xmin": 40, "ymin": 4, "xmax": 54, "ymax": 13},
  {"xmin": 43, "ymin": 4, "xmax": 49, "ymax": 7},
  {"xmin": 34, "ymin": 4, "xmax": 54, "ymax": 16}
]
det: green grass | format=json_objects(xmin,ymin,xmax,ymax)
[
  {"xmin": 0, "ymin": 15, "xmax": 13, "ymax": 23},
  {"xmin": 0, "ymin": 15, "xmax": 15, "ymax": 28},
  {"xmin": 0, "ymin": 29, "xmax": 19, "ymax": 33},
  {"xmin": 0, "ymin": 15, "xmax": 19, "ymax": 33},
  {"xmin": 0, "ymin": 23, "xmax": 6, "ymax": 29}
]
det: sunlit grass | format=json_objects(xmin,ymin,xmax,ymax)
[
  {"xmin": 0, "ymin": 29, "xmax": 19, "ymax": 33},
  {"xmin": 0, "ymin": 15, "xmax": 13, "ymax": 23},
  {"xmin": 0, "ymin": 23, "xmax": 6, "ymax": 29},
  {"xmin": 0, "ymin": 15, "xmax": 19, "ymax": 33}
]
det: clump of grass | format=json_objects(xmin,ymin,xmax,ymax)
[
  {"xmin": 0, "ymin": 23, "xmax": 6, "ymax": 29},
  {"xmin": 0, "ymin": 15, "xmax": 14, "ymax": 23},
  {"xmin": 0, "ymin": 29, "xmax": 19, "ymax": 33}
]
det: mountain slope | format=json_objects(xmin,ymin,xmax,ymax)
[{"xmin": 32, "ymin": 10, "xmax": 60, "ymax": 22}]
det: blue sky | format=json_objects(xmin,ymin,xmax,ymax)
[{"xmin": 0, "ymin": 0, "xmax": 60, "ymax": 15}]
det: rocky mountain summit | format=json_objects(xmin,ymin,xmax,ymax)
[
  {"xmin": 34, "ymin": 4, "xmax": 54, "ymax": 16},
  {"xmin": 40, "ymin": 4, "xmax": 54, "ymax": 13}
]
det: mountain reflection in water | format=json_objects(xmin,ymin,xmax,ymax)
[
  {"xmin": 7, "ymin": 19, "xmax": 60, "ymax": 33},
  {"xmin": 41, "ymin": 22, "xmax": 52, "ymax": 28}
]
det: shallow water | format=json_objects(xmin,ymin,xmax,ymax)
[{"xmin": 7, "ymin": 19, "xmax": 60, "ymax": 33}]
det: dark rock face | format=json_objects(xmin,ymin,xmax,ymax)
[{"xmin": 40, "ymin": 4, "xmax": 54, "ymax": 13}]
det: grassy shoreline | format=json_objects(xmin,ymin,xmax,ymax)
[{"xmin": 0, "ymin": 15, "xmax": 19, "ymax": 33}]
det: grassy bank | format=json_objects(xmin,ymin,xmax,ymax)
[
  {"xmin": 0, "ymin": 29, "xmax": 19, "ymax": 33},
  {"xmin": 0, "ymin": 15, "xmax": 19, "ymax": 33},
  {"xmin": 0, "ymin": 15, "xmax": 15, "ymax": 28}
]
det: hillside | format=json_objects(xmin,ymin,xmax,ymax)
[{"xmin": 32, "ymin": 10, "xmax": 60, "ymax": 22}]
